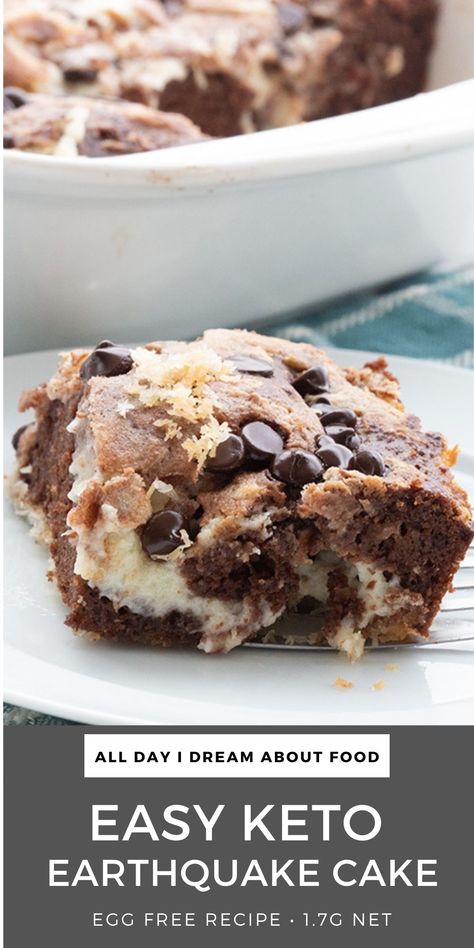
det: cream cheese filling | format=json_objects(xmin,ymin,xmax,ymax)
[
  {"xmin": 297, "ymin": 554, "xmax": 407, "ymax": 625},
  {"xmin": 294, "ymin": 554, "xmax": 421, "ymax": 660},
  {"xmin": 68, "ymin": 479, "xmax": 417, "ymax": 658},
  {"xmin": 72, "ymin": 518, "xmax": 284, "ymax": 653},
  {"xmin": 15, "ymin": 431, "xmax": 420, "ymax": 658}
]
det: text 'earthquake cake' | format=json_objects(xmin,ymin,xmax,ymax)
[
  {"xmin": 9, "ymin": 330, "xmax": 473, "ymax": 658},
  {"xmin": 4, "ymin": 0, "xmax": 438, "ymax": 153}
]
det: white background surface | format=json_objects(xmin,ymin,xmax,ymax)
[{"xmin": 4, "ymin": 348, "xmax": 474, "ymax": 725}]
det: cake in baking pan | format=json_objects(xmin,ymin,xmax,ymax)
[{"xmin": 4, "ymin": 0, "xmax": 438, "ymax": 152}]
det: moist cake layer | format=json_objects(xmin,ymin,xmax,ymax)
[
  {"xmin": 10, "ymin": 330, "xmax": 473, "ymax": 657},
  {"xmin": 4, "ymin": 0, "xmax": 438, "ymax": 139}
]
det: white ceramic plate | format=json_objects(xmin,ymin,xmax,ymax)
[{"xmin": 4, "ymin": 348, "xmax": 474, "ymax": 725}]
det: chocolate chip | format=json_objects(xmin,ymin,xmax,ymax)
[
  {"xmin": 318, "ymin": 429, "xmax": 360, "ymax": 450},
  {"xmin": 313, "ymin": 402, "xmax": 334, "ymax": 417},
  {"xmin": 206, "ymin": 434, "xmax": 245, "ymax": 472},
  {"xmin": 241, "ymin": 421, "xmax": 283, "ymax": 462},
  {"xmin": 347, "ymin": 433, "xmax": 361, "ymax": 451},
  {"xmin": 323, "ymin": 425, "xmax": 357, "ymax": 446},
  {"xmin": 317, "ymin": 434, "xmax": 336, "ymax": 448},
  {"xmin": 4, "ymin": 87, "xmax": 29, "ymax": 112},
  {"xmin": 317, "ymin": 443, "xmax": 353, "ymax": 469},
  {"xmin": 63, "ymin": 67, "xmax": 98, "ymax": 83},
  {"xmin": 80, "ymin": 340, "xmax": 133, "ymax": 381},
  {"xmin": 351, "ymin": 447, "xmax": 385, "ymax": 476},
  {"xmin": 320, "ymin": 407, "xmax": 357, "ymax": 429},
  {"xmin": 296, "ymin": 595, "xmax": 319, "ymax": 614},
  {"xmin": 141, "ymin": 510, "xmax": 187, "ymax": 558},
  {"xmin": 188, "ymin": 514, "xmax": 202, "ymax": 541},
  {"xmin": 277, "ymin": 2, "xmax": 307, "ymax": 35},
  {"xmin": 314, "ymin": 395, "xmax": 332, "ymax": 404},
  {"xmin": 3, "ymin": 135, "xmax": 14, "ymax": 149},
  {"xmin": 12, "ymin": 424, "xmax": 28, "ymax": 450},
  {"xmin": 293, "ymin": 364, "xmax": 329, "ymax": 397},
  {"xmin": 272, "ymin": 449, "xmax": 323, "ymax": 486},
  {"xmin": 228, "ymin": 354, "xmax": 274, "ymax": 376}
]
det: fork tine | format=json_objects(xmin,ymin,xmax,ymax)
[
  {"xmin": 440, "ymin": 589, "xmax": 474, "ymax": 611},
  {"xmin": 452, "ymin": 568, "xmax": 474, "ymax": 589},
  {"xmin": 441, "ymin": 544, "xmax": 474, "ymax": 609},
  {"xmin": 459, "ymin": 550, "xmax": 474, "ymax": 568},
  {"xmin": 246, "ymin": 541, "xmax": 474, "ymax": 649}
]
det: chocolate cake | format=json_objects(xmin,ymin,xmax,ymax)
[
  {"xmin": 4, "ymin": 0, "xmax": 438, "ymax": 143},
  {"xmin": 9, "ymin": 330, "xmax": 473, "ymax": 658},
  {"xmin": 3, "ymin": 89, "xmax": 207, "ymax": 156}
]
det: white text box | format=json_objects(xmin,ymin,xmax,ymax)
[{"xmin": 84, "ymin": 734, "xmax": 390, "ymax": 778}]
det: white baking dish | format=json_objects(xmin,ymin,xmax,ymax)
[{"xmin": 4, "ymin": 0, "xmax": 474, "ymax": 354}]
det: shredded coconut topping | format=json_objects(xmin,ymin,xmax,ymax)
[
  {"xmin": 153, "ymin": 418, "xmax": 181, "ymax": 440},
  {"xmin": 183, "ymin": 416, "xmax": 231, "ymax": 469},
  {"xmin": 127, "ymin": 346, "xmax": 234, "ymax": 415},
  {"xmin": 127, "ymin": 346, "xmax": 236, "ymax": 469},
  {"xmin": 116, "ymin": 398, "xmax": 135, "ymax": 417},
  {"xmin": 148, "ymin": 528, "xmax": 193, "ymax": 562}
]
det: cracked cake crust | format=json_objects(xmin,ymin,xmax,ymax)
[{"xmin": 9, "ymin": 329, "xmax": 473, "ymax": 657}]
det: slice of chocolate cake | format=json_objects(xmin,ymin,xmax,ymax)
[
  {"xmin": 4, "ymin": 1, "xmax": 438, "ymax": 139},
  {"xmin": 9, "ymin": 330, "xmax": 473, "ymax": 658},
  {"xmin": 3, "ymin": 90, "xmax": 207, "ymax": 157}
]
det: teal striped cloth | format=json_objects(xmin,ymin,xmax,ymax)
[
  {"xmin": 267, "ymin": 267, "xmax": 474, "ymax": 368},
  {"xmin": 4, "ymin": 265, "xmax": 473, "ymax": 726}
]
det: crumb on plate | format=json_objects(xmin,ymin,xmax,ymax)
[
  {"xmin": 372, "ymin": 679, "xmax": 385, "ymax": 691},
  {"xmin": 333, "ymin": 676, "xmax": 354, "ymax": 690}
]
